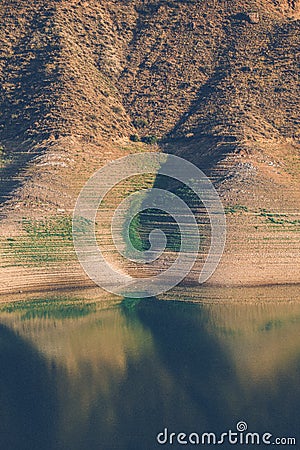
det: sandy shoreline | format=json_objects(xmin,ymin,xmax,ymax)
[{"xmin": 1, "ymin": 266, "xmax": 299, "ymax": 303}]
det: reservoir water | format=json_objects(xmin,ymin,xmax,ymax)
[{"xmin": 0, "ymin": 286, "xmax": 299, "ymax": 450}]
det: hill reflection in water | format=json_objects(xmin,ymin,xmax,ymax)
[{"xmin": 0, "ymin": 286, "xmax": 299, "ymax": 450}]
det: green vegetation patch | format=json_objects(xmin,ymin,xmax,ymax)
[
  {"xmin": 225, "ymin": 204, "xmax": 248, "ymax": 214},
  {"xmin": 0, "ymin": 297, "xmax": 97, "ymax": 320},
  {"xmin": 126, "ymin": 208, "xmax": 182, "ymax": 254},
  {"xmin": 259, "ymin": 209, "xmax": 300, "ymax": 226},
  {"xmin": 123, "ymin": 176, "xmax": 206, "ymax": 256},
  {"xmin": 6, "ymin": 216, "xmax": 74, "ymax": 265},
  {"xmin": 129, "ymin": 134, "xmax": 140, "ymax": 142},
  {"xmin": 259, "ymin": 315, "xmax": 300, "ymax": 332},
  {"xmin": 128, "ymin": 212, "xmax": 145, "ymax": 252},
  {"xmin": 141, "ymin": 135, "xmax": 158, "ymax": 145}
]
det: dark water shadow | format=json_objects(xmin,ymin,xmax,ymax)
[
  {"xmin": 133, "ymin": 300, "xmax": 240, "ymax": 431},
  {"xmin": 0, "ymin": 324, "xmax": 59, "ymax": 450},
  {"xmin": 132, "ymin": 299, "xmax": 300, "ymax": 449}
]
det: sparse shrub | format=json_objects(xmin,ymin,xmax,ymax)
[
  {"xmin": 133, "ymin": 118, "xmax": 147, "ymax": 129},
  {"xmin": 130, "ymin": 134, "xmax": 140, "ymax": 142},
  {"xmin": 0, "ymin": 144, "xmax": 5, "ymax": 162},
  {"xmin": 142, "ymin": 135, "xmax": 158, "ymax": 145},
  {"xmin": 112, "ymin": 106, "xmax": 123, "ymax": 114}
]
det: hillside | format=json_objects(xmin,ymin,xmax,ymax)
[{"xmin": 0, "ymin": 0, "xmax": 299, "ymax": 293}]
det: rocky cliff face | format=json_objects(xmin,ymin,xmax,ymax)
[{"xmin": 1, "ymin": 1, "xmax": 299, "ymax": 144}]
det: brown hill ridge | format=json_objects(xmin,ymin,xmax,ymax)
[{"xmin": 0, "ymin": 0, "xmax": 299, "ymax": 294}]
